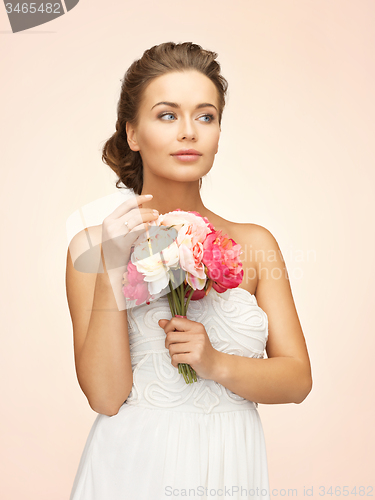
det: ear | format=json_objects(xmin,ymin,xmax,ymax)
[{"xmin": 126, "ymin": 121, "xmax": 140, "ymax": 152}]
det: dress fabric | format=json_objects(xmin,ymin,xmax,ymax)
[{"xmin": 69, "ymin": 287, "xmax": 271, "ymax": 500}]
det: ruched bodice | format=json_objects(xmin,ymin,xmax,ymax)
[{"xmin": 126, "ymin": 287, "xmax": 268, "ymax": 413}]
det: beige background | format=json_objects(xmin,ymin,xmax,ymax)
[{"xmin": 1, "ymin": 0, "xmax": 374, "ymax": 498}]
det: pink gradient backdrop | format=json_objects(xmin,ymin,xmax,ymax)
[{"xmin": 1, "ymin": 1, "xmax": 374, "ymax": 498}]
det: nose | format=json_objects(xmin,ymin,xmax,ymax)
[{"xmin": 177, "ymin": 117, "xmax": 197, "ymax": 141}]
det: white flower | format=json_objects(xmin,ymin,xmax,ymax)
[{"xmin": 131, "ymin": 227, "xmax": 180, "ymax": 296}]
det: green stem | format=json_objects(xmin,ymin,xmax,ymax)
[
  {"xmin": 167, "ymin": 291, "xmax": 175, "ymax": 317},
  {"xmin": 169, "ymin": 279, "xmax": 181, "ymax": 315},
  {"xmin": 180, "ymin": 269, "xmax": 187, "ymax": 315},
  {"xmin": 178, "ymin": 279, "xmax": 183, "ymax": 314},
  {"xmin": 178, "ymin": 363, "xmax": 197, "ymax": 384},
  {"xmin": 165, "ymin": 275, "xmax": 199, "ymax": 384},
  {"xmin": 185, "ymin": 286, "xmax": 195, "ymax": 311}
]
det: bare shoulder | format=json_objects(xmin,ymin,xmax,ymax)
[
  {"xmin": 238, "ymin": 223, "xmax": 281, "ymax": 254},
  {"xmin": 217, "ymin": 217, "xmax": 284, "ymax": 295},
  {"xmin": 236, "ymin": 222, "xmax": 285, "ymax": 278}
]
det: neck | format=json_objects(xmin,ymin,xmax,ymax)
[{"xmin": 140, "ymin": 179, "xmax": 210, "ymax": 217}]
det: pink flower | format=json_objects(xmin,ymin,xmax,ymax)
[
  {"xmin": 160, "ymin": 210, "xmax": 212, "ymax": 244},
  {"xmin": 202, "ymin": 230, "xmax": 243, "ymax": 293},
  {"xmin": 122, "ymin": 260, "xmax": 151, "ymax": 306},
  {"xmin": 159, "ymin": 210, "xmax": 212, "ymax": 290},
  {"xmin": 179, "ymin": 209, "xmax": 215, "ymax": 233},
  {"xmin": 126, "ymin": 259, "xmax": 144, "ymax": 285}
]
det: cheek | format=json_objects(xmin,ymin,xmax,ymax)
[
  {"xmin": 141, "ymin": 126, "xmax": 170, "ymax": 152},
  {"xmin": 207, "ymin": 129, "xmax": 220, "ymax": 152}
]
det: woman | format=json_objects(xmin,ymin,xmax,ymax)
[{"xmin": 66, "ymin": 41, "xmax": 312, "ymax": 499}]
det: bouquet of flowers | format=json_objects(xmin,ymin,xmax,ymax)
[{"xmin": 122, "ymin": 209, "xmax": 244, "ymax": 384}]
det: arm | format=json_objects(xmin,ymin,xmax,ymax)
[
  {"xmin": 66, "ymin": 227, "xmax": 133, "ymax": 416},
  {"xmin": 211, "ymin": 225, "xmax": 313, "ymax": 405}
]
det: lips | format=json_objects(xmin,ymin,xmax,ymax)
[
  {"xmin": 171, "ymin": 150, "xmax": 202, "ymax": 163},
  {"xmin": 171, "ymin": 149, "xmax": 202, "ymax": 156}
]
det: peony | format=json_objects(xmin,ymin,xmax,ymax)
[{"xmin": 202, "ymin": 230, "xmax": 243, "ymax": 293}]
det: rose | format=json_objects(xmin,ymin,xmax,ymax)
[{"xmin": 159, "ymin": 210, "xmax": 212, "ymax": 290}]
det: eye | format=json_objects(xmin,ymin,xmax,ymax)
[
  {"xmin": 199, "ymin": 114, "xmax": 215, "ymax": 123},
  {"xmin": 159, "ymin": 112, "xmax": 176, "ymax": 121}
]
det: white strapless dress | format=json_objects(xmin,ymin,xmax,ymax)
[{"xmin": 69, "ymin": 287, "xmax": 270, "ymax": 500}]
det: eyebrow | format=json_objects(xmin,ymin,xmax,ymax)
[{"xmin": 151, "ymin": 101, "xmax": 218, "ymax": 112}]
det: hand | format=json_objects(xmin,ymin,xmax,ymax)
[
  {"xmin": 158, "ymin": 317, "xmax": 220, "ymax": 380},
  {"xmin": 101, "ymin": 194, "xmax": 159, "ymax": 271}
]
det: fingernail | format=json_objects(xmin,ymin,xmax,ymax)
[
  {"xmin": 153, "ymin": 210, "xmax": 159, "ymax": 216},
  {"xmin": 145, "ymin": 194, "xmax": 153, "ymax": 198}
]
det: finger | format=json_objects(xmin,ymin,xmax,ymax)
[
  {"xmin": 162, "ymin": 317, "xmax": 190, "ymax": 334},
  {"xmin": 165, "ymin": 333, "xmax": 191, "ymax": 348},
  {"xmin": 120, "ymin": 208, "xmax": 159, "ymax": 233},
  {"xmin": 171, "ymin": 353, "xmax": 191, "ymax": 367},
  {"xmin": 110, "ymin": 194, "xmax": 153, "ymax": 220},
  {"xmin": 169, "ymin": 343, "xmax": 192, "ymax": 356}
]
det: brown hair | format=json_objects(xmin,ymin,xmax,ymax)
[{"xmin": 101, "ymin": 42, "xmax": 229, "ymax": 195}]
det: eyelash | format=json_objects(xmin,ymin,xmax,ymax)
[{"xmin": 158, "ymin": 112, "xmax": 215, "ymax": 123}]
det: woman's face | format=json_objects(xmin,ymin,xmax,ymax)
[{"xmin": 126, "ymin": 70, "xmax": 221, "ymax": 185}]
